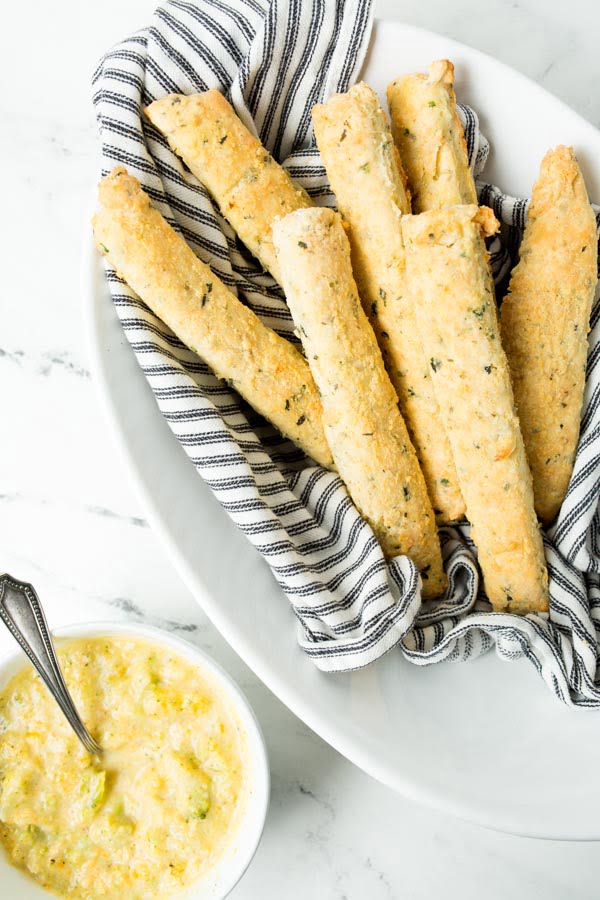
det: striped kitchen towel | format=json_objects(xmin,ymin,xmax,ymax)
[{"xmin": 93, "ymin": 0, "xmax": 600, "ymax": 705}]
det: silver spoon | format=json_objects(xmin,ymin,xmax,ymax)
[{"xmin": 0, "ymin": 573, "xmax": 103, "ymax": 756}]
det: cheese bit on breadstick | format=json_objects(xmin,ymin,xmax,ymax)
[
  {"xmin": 402, "ymin": 205, "xmax": 548, "ymax": 614},
  {"xmin": 93, "ymin": 167, "xmax": 333, "ymax": 469},
  {"xmin": 501, "ymin": 147, "xmax": 598, "ymax": 525},
  {"xmin": 273, "ymin": 206, "xmax": 445, "ymax": 598},
  {"xmin": 312, "ymin": 82, "xmax": 465, "ymax": 524},
  {"xmin": 387, "ymin": 60, "xmax": 477, "ymax": 212},
  {"xmin": 145, "ymin": 90, "xmax": 312, "ymax": 284}
]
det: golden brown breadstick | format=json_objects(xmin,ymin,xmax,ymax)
[
  {"xmin": 387, "ymin": 60, "xmax": 477, "ymax": 212},
  {"xmin": 144, "ymin": 90, "xmax": 312, "ymax": 283},
  {"xmin": 500, "ymin": 147, "xmax": 598, "ymax": 525},
  {"xmin": 273, "ymin": 206, "xmax": 445, "ymax": 597},
  {"xmin": 312, "ymin": 82, "xmax": 465, "ymax": 523},
  {"xmin": 93, "ymin": 167, "xmax": 332, "ymax": 468},
  {"xmin": 402, "ymin": 204, "xmax": 548, "ymax": 614}
]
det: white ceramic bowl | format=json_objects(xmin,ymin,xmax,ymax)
[{"xmin": 0, "ymin": 621, "xmax": 270, "ymax": 899}]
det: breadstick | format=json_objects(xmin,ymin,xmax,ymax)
[
  {"xmin": 500, "ymin": 147, "xmax": 598, "ymax": 524},
  {"xmin": 387, "ymin": 60, "xmax": 477, "ymax": 212},
  {"xmin": 93, "ymin": 167, "xmax": 332, "ymax": 468},
  {"xmin": 145, "ymin": 90, "xmax": 312, "ymax": 283},
  {"xmin": 402, "ymin": 204, "xmax": 548, "ymax": 613},
  {"xmin": 312, "ymin": 82, "xmax": 465, "ymax": 523},
  {"xmin": 273, "ymin": 206, "xmax": 445, "ymax": 597}
]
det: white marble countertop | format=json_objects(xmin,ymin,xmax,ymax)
[{"xmin": 2, "ymin": 0, "xmax": 600, "ymax": 896}]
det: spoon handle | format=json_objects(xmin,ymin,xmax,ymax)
[{"xmin": 0, "ymin": 574, "xmax": 102, "ymax": 756}]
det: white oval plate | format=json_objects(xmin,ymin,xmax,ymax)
[{"xmin": 83, "ymin": 20, "xmax": 600, "ymax": 839}]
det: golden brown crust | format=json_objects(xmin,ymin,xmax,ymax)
[
  {"xmin": 402, "ymin": 204, "xmax": 548, "ymax": 614},
  {"xmin": 312, "ymin": 82, "xmax": 465, "ymax": 523},
  {"xmin": 500, "ymin": 146, "xmax": 599, "ymax": 524},
  {"xmin": 144, "ymin": 90, "xmax": 312, "ymax": 283},
  {"xmin": 273, "ymin": 206, "xmax": 446, "ymax": 598},
  {"xmin": 92, "ymin": 167, "xmax": 333, "ymax": 468},
  {"xmin": 387, "ymin": 60, "xmax": 477, "ymax": 213},
  {"xmin": 473, "ymin": 205, "xmax": 500, "ymax": 236}
]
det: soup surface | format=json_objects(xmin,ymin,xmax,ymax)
[{"xmin": 0, "ymin": 636, "xmax": 245, "ymax": 898}]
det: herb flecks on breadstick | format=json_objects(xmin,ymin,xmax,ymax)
[
  {"xmin": 313, "ymin": 82, "xmax": 465, "ymax": 523},
  {"xmin": 145, "ymin": 90, "xmax": 312, "ymax": 284},
  {"xmin": 273, "ymin": 206, "xmax": 445, "ymax": 598},
  {"xmin": 402, "ymin": 204, "xmax": 548, "ymax": 614},
  {"xmin": 93, "ymin": 167, "xmax": 333, "ymax": 468},
  {"xmin": 387, "ymin": 60, "xmax": 477, "ymax": 212},
  {"xmin": 501, "ymin": 146, "xmax": 598, "ymax": 525}
]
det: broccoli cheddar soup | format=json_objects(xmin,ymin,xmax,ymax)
[{"xmin": 0, "ymin": 637, "xmax": 246, "ymax": 899}]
